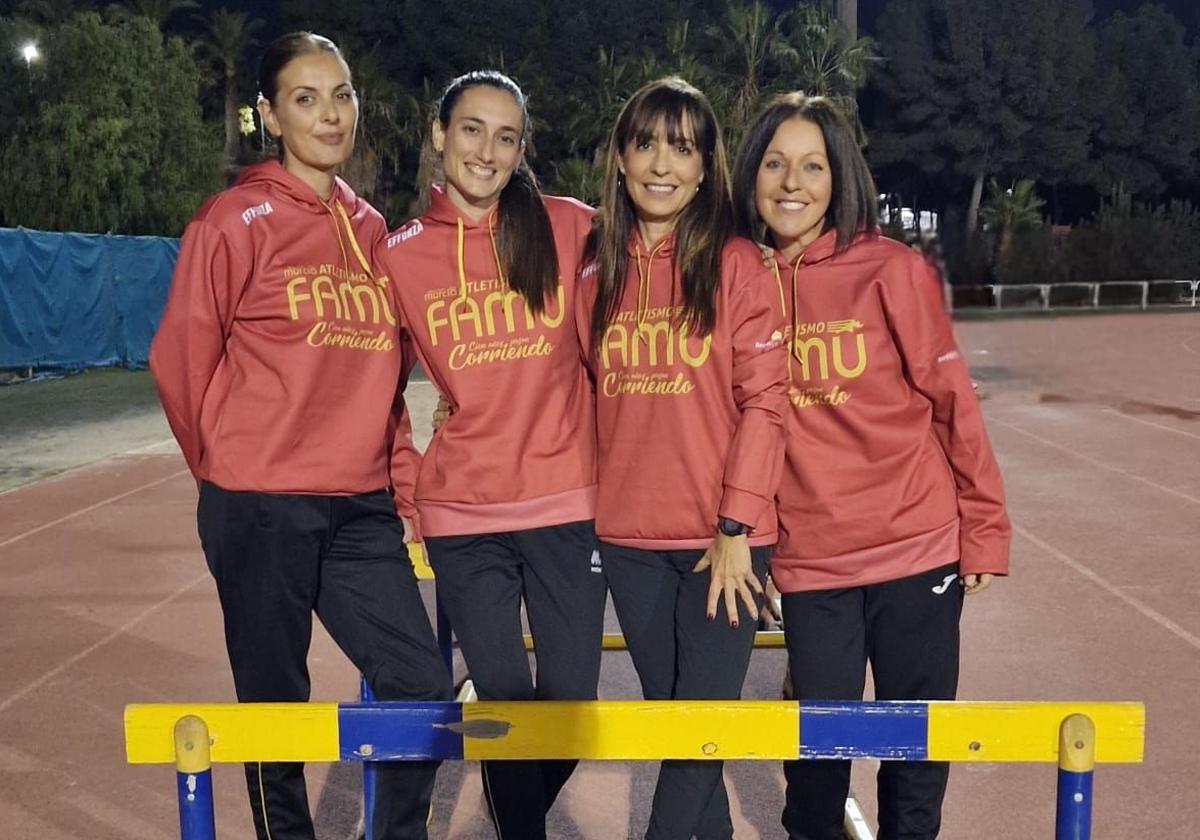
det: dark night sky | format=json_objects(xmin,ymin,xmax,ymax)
[{"xmin": 855, "ymin": 0, "xmax": 1198, "ymax": 33}]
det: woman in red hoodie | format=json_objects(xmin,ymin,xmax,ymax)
[
  {"xmin": 150, "ymin": 32, "xmax": 450, "ymax": 840},
  {"xmin": 375, "ymin": 71, "xmax": 605, "ymax": 840},
  {"xmin": 576, "ymin": 77, "xmax": 789, "ymax": 840},
  {"xmin": 731, "ymin": 93, "xmax": 1011, "ymax": 840}
]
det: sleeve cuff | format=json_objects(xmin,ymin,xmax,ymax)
[{"xmin": 718, "ymin": 486, "xmax": 769, "ymax": 531}]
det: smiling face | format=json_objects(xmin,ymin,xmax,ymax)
[
  {"xmin": 432, "ymin": 84, "xmax": 525, "ymax": 218},
  {"xmin": 618, "ymin": 113, "xmax": 704, "ymax": 243},
  {"xmin": 754, "ymin": 117, "xmax": 833, "ymax": 260},
  {"xmin": 258, "ymin": 50, "xmax": 358, "ymax": 192}
]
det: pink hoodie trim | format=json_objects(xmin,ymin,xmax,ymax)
[{"xmin": 419, "ymin": 484, "xmax": 597, "ymax": 537}]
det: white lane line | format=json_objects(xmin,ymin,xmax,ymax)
[
  {"xmin": 120, "ymin": 438, "xmax": 178, "ymax": 456},
  {"xmin": 1101, "ymin": 408, "xmax": 1200, "ymax": 442},
  {"xmin": 991, "ymin": 418, "xmax": 1200, "ymax": 507},
  {"xmin": 0, "ymin": 469, "xmax": 190, "ymax": 550},
  {"xmin": 1013, "ymin": 523, "xmax": 1200, "ymax": 652},
  {"xmin": 0, "ymin": 570, "xmax": 210, "ymax": 715}
]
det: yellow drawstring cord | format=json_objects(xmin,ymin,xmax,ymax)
[
  {"xmin": 335, "ymin": 201, "xmax": 374, "ymax": 277},
  {"xmin": 770, "ymin": 253, "xmax": 805, "ymax": 385},
  {"xmin": 633, "ymin": 240, "xmax": 667, "ymax": 345},
  {"xmin": 455, "ymin": 218, "xmax": 468, "ymax": 299}
]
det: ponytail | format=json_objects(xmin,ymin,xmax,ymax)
[{"xmin": 497, "ymin": 163, "xmax": 558, "ymax": 313}]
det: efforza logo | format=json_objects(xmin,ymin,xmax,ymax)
[
  {"xmin": 241, "ymin": 201, "xmax": 273, "ymax": 226},
  {"xmin": 386, "ymin": 221, "xmax": 423, "ymax": 249}
]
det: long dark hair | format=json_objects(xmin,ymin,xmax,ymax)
[
  {"xmin": 435, "ymin": 71, "xmax": 558, "ymax": 314},
  {"xmin": 732, "ymin": 92, "xmax": 878, "ymax": 254},
  {"xmin": 258, "ymin": 33, "xmax": 349, "ymax": 162},
  {"xmin": 586, "ymin": 77, "xmax": 733, "ymax": 346}
]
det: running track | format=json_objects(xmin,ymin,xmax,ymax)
[{"xmin": 1, "ymin": 311, "xmax": 1196, "ymax": 839}]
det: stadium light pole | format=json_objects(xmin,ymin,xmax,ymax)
[{"xmin": 21, "ymin": 42, "xmax": 40, "ymax": 92}]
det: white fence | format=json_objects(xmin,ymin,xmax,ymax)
[{"xmin": 950, "ymin": 280, "xmax": 1200, "ymax": 312}]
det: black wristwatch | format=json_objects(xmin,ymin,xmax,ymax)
[{"xmin": 717, "ymin": 516, "xmax": 750, "ymax": 537}]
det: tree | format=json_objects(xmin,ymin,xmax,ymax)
[
  {"xmin": 104, "ymin": 0, "xmax": 197, "ymax": 29},
  {"xmin": 706, "ymin": 1, "xmax": 778, "ymax": 141},
  {"xmin": 1090, "ymin": 5, "xmax": 1200, "ymax": 198},
  {"xmin": 0, "ymin": 12, "xmax": 220, "ymax": 234},
  {"xmin": 196, "ymin": 8, "xmax": 263, "ymax": 174},
  {"xmin": 772, "ymin": 3, "xmax": 876, "ymax": 100},
  {"xmin": 979, "ymin": 178, "xmax": 1044, "ymax": 267},
  {"xmin": 872, "ymin": 0, "xmax": 1094, "ymax": 234}
]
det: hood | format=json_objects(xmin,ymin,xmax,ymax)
[
  {"xmin": 776, "ymin": 227, "xmax": 879, "ymax": 268},
  {"xmin": 423, "ymin": 183, "xmax": 498, "ymax": 229},
  {"xmin": 235, "ymin": 160, "xmax": 374, "ymax": 278},
  {"xmin": 626, "ymin": 227, "xmax": 677, "ymax": 258},
  {"xmin": 234, "ymin": 160, "xmax": 363, "ymax": 216}
]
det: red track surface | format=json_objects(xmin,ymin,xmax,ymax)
[{"xmin": 1, "ymin": 311, "xmax": 1197, "ymax": 839}]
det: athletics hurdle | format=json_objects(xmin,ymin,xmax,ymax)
[{"xmin": 126, "ymin": 699, "xmax": 1143, "ymax": 840}]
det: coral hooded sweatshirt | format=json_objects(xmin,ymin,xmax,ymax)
[
  {"xmin": 577, "ymin": 234, "xmax": 789, "ymax": 550},
  {"xmin": 150, "ymin": 160, "xmax": 419, "ymax": 516},
  {"xmin": 770, "ymin": 230, "xmax": 1011, "ymax": 593},
  {"xmin": 375, "ymin": 185, "xmax": 597, "ymax": 538}
]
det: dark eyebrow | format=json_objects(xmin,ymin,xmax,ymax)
[{"xmin": 459, "ymin": 115, "xmax": 521, "ymax": 134}]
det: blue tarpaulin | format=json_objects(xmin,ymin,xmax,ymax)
[{"xmin": 0, "ymin": 227, "xmax": 179, "ymax": 370}]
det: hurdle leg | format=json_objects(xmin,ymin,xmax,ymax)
[
  {"xmin": 1055, "ymin": 713, "xmax": 1095, "ymax": 840},
  {"xmin": 361, "ymin": 677, "xmax": 376, "ymax": 840},
  {"xmin": 173, "ymin": 715, "xmax": 215, "ymax": 840}
]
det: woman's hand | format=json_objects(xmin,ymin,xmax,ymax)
[
  {"xmin": 693, "ymin": 533, "xmax": 763, "ymax": 627},
  {"xmin": 962, "ymin": 573, "xmax": 993, "ymax": 595},
  {"xmin": 432, "ymin": 396, "xmax": 451, "ymax": 431}
]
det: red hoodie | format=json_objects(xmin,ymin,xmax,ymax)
[
  {"xmin": 375, "ymin": 186, "xmax": 597, "ymax": 537},
  {"xmin": 150, "ymin": 161, "xmax": 418, "ymax": 513},
  {"xmin": 771, "ymin": 230, "xmax": 1011, "ymax": 592},
  {"xmin": 577, "ymin": 234, "xmax": 789, "ymax": 550}
]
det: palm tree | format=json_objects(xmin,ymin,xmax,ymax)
[
  {"xmin": 772, "ymin": 4, "xmax": 875, "ymax": 100},
  {"xmin": 565, "ymin": 47, "xmax": 638, "ymax": 165},
  {"xmin": 771, "ymin": 2, "xmax": 877, "ymax": 141},
  {"xmin": 707, "ymin": 1, "xmax": 778, "ymax": 145},
  {"xmin": 980, "ymin": 178, "xmax": 1045, "ymax": 264},
  {"xmin": 196, "ymin": 9, "xmax": 263, "ymax": 173}
]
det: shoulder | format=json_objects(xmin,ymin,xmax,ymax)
[
  {"xmin": 189, "ymin": 181, "xmax": 276, "ymax": 233},
  {"xmin": 841, "ymin": 232, "xmax": 922, "ymax": 272},
  {"xmin": 543, "ymin": 194, "xmax": 596, "ymax": 230},
  {"xmin": 381, "ymin": 216, "xmax": 431, "ymax": 254},
  {"xmin": 348, "ymin": 198, "xmax": 387, "ymax": 239},
  {"xmin": 720, "ymin": 236, "xmax": 777, "ymax": 292},
  {"xmin": 182, "ymin": 184, "xmax": 280, "ymax": 257},
  {"xmin": 721, "ymin": 235, "xmax": 770, "ymax": 267}
]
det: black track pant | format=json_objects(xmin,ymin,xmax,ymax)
[
  {"xmin": 602, "ymin": 542, "xmax": 770, "ymax": 840},
  {"xmin": 425, "ymin": 520, "xmax": 606, "ymax": 840},
  {"xmin": 197, "ymin": 482, "xmax": 452, "ymax": 840},
  {"xmin": 780, "ymin": 562, "xmax": 964, "ymax": 840}
]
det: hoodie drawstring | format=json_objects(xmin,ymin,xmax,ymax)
[
  {"xmin": 634, "ymin": 241, "xmax": 667, "ymax": 344},
  {"xmin": 455, "ymin": 213, "xmax": 508, "ymax": 301},
  {"xmin": 770, "ymin": 255, "xmax": 805, "ymax": 384},
  {"xmin": 335, "ymin": 200, "xmax": 374, "ymax": 278},
  {"xmin": 455, "ymin": 218, "xmax": 469, "ymax": 300}
]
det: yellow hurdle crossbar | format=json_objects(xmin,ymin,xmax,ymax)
[{"xmin": 125, "ymin": 700, "xmax": 1144, "ymax": 765}]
